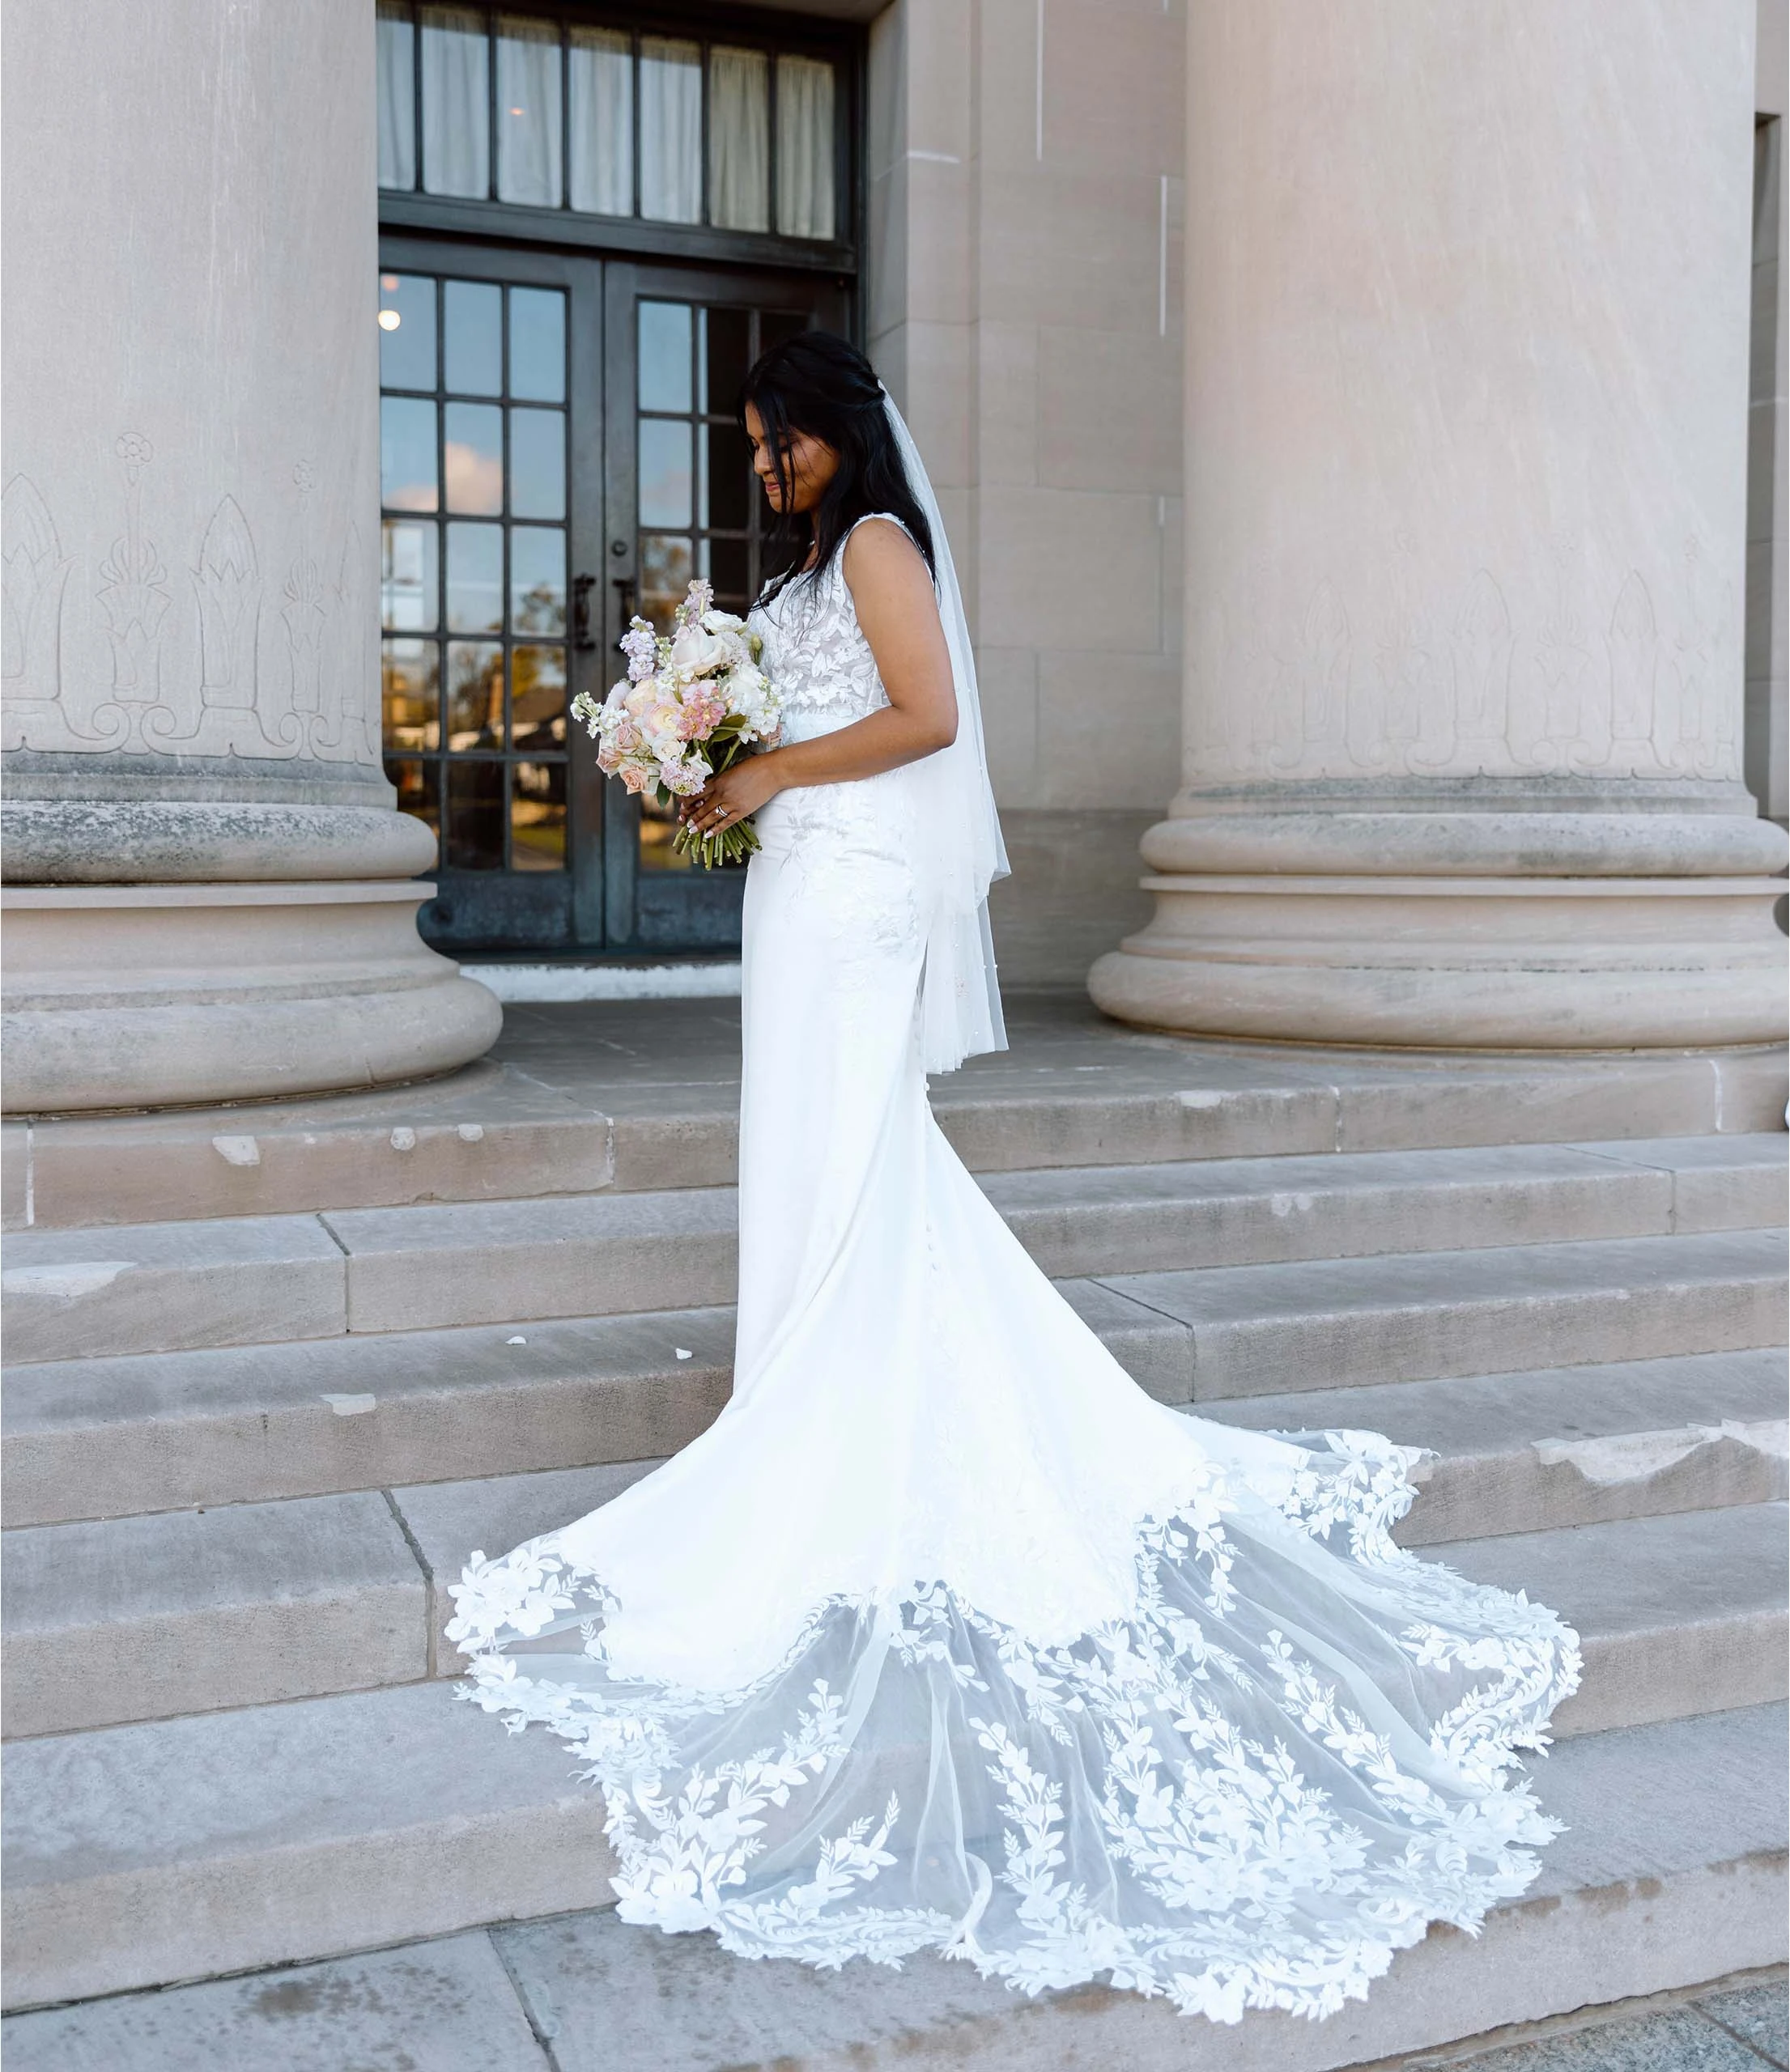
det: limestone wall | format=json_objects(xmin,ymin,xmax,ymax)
[{"xmin": 865, "ymin": 0, "xmax": 1184, "ymax": 983}]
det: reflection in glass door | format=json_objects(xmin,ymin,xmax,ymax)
[{"xmin": 378, "ymin": 247, "xmax": 596, "ymax": 952}]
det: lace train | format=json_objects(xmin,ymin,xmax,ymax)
[{"xmin": 447, "ymin": 1428, "xmax": 1581, "ymax": 2023}]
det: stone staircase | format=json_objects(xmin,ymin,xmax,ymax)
[{"xmin": 2, "ymin": 1000, "xmax": 1785, "ymax": 2067}]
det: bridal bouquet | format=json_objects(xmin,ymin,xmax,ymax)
[{"xmin": 570, "ymin": 579, "xmax": 780, "ymax": 867}]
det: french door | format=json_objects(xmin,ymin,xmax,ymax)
[{"xmin": 377, "ymin": 235, "xmax": 847, "ymax": 957}]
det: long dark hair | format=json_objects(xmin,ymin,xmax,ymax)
[{"xmin": 739, "ymin": 331, "xmax": 933, "ymax": 605}]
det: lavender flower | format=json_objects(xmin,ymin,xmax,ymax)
[{"xmin": 621, "ymin": 616, "xmax": 658, "ymax": 683}]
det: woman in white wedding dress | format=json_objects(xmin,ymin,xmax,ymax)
[{"xmin": 447, "ymin": 333, "xmax": 1581, "ymax": 2024}]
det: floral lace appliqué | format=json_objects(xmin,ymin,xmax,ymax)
[{"xmin": 446, "ymin": 1429, "xmax": 1582, "ymax": 2026}]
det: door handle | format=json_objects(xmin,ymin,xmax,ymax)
[
  {"xmin": 611, "ymin": 575, "xmax": 636, "ymax": 651},
  {"xmin": 572, "ymin": 572, "xmax": 597, "ymax": 650}
]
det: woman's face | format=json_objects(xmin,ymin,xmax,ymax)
[{"xmin": 744, "ymin": 401, "xmax": 839, "ymax": 516}]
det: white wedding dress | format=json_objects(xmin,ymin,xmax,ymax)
[{"xmin": 448, "ymin": 521, "xmax": 1583, "ymax": 2024}]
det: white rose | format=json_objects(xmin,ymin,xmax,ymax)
[
  {"xmin": 668, "ymin": 623, "xmax": 729, "ymax": 678},
  {"xmin": 701, "ymin": 609, "xmax": 745, "ymax": 634}
]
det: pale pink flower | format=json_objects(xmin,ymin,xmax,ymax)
[{"xmin": 677, "ymin": 688, "xmax": 726, "ymax": 740}]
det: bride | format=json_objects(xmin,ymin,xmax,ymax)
[{"xmin": 447, "ymin": 333, "xmax": 1581, "ymax": 2024}]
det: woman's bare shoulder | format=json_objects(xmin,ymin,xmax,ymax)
[{"xmin": 841, "ymin": 515, "xmax": 928, "ymax": 600}]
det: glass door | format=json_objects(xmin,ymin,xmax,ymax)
[
  {"xmin": 378, "ymin": 237, "xmax": 604, "ymax": 953},
  {"xmin": 601, "ymin": 261, "xmax": 848, "ymax": 951},
  {"xmin": 378, "ymin": 237, "xmax": 847, "ymax": 957}
]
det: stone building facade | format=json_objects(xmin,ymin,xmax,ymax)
[{"xmin": 4, "ymin": 0, "xmax": 1786, "ymax": 1114}]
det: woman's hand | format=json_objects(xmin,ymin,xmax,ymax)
[{"xmin": 683, "ymin": 753, "xmax": 786, "ymax": 836}]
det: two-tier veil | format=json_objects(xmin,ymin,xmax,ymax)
[{"xmin": 880, "ymin": 388, "xmax": 1010, "ymax": 1074}]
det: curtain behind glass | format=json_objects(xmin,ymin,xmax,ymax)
[
  {"xmin": 495, "ymin": 15, "xmax": 561, "ymax": 206},
  {"xmin": 776, "ymin": 56, "xmax": 835, "ymax": 240},
  {"xmin": 377, "ymin": 3, "xmax": 416, "ymax": 190},
  {"xmin": 568, "ymin": 25, "xmax": 632, "ymax": 214},
  {"xmin": 708, "ymin": 48, "xmax": 768, "ymax": 233},
  {"xmin": 639, "ymin": 36, "xmax": 701, "ymax": 225},
  {"xmin": 422, "ymin": 5, "xmax": 490, "ymax": 199}
]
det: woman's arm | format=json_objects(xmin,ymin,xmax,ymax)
[{"xmin": 684, "ymin": 520, "xmax": 957, "ymax": 833}]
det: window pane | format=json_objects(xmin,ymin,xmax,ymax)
[
  {"xmin": 568, "ymin": 24, "xmax": 631, "ymax": 214},
  {"xmin": 445, "ymin": 520, "xmax": 504, "ymax": 631},
  {"xmin": 386, "ymin": 757, "xmax": 440, "ymax": 845},
  {"xmin": 698, "ymin": 305, "xmax": 750, "ymax": 413},
  {"xmin": 639, "ymin": 36, "xmax": 701, "ymax": 223},
  {"xmin": 776, "ymin": 56, "xmax": 835, "ymax": 240},
  {"xmin": 509, "ymin": 525, "xmax": 566, "ymax": 632},
  {"xmin": 508, "ymin": 287, "xmax": 565, "ymax": 401},
  {"xmin": 701, "ymin": 422, "xmax": 750, "ymax": 529},
  {"xmin": 444, "ymin": 279, "xmax": 502, "ymax": 397},
  {"xmin": 379, "ymin": 273, "xmax": 436, "ymax": 389},
  {"xmin": 760, "ymin": 308, "xmax": 808, "ymax": 357},
  {"xmin": 445, "ymin": 640, "xmax": 504, "ymax": 748},
  {"xmin": 376, "ymin": 4, "xmax": 417, "ymax": 190},
  {"xmin": 381, "ymin": 396, "xmax": 438, "ymax": 512},
  {"xmin": 639, "ymin": 302, "xmax": 691, "ymax": 413},
  {"xmin": 381, "ymin": 519, "xmax": 438, "ymax": 630},
  {"xmin": 708, "ymin": 48, "xmax": 768, "ymax": 233},
  {"xmin": 420, "ymin": 5, "xmax": 490, "ymax": 199},
  {"xmin": 445, "ymin": 759, "xmax": 505, "ymax": 868},
  {"xmin": 443, "ymin": 402, "xmax": 503, "ymax": 513},
  {"xmin": 512, "ymin": 646, "xmax": 568, "ymax": 749},
  {"xmin": 495, "ymin": 15, "xmax": 562, "ymax": 206},
  {"xmin": 639, "ymin": 418, "xmax": 691, "ymax": 529},
  {"xmin": 508, "ymin": 407, "xmax": 565, "ymax": 519},
  {"xmin": 382, "ymin": 639, "xmax": 439, "ymax": 749},
  {"xmin": 512, "ymin": 761, "xmax": 567, "ymax": 870},
  {"xmin": 707, "ymin": 536, "xmax": 749, "ymax": 614},
  {"xmin": 640, "ymin": 534, "xmax": 692, "ymax": 630}
]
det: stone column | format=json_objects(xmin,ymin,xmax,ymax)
[
  {"xmin": 1091, "ymin": 0, "xmax": 1788, "ymax": 1050},
  {"xmin": 2, "ymin": 0, "xmax": 500, "ymax": 1112}
]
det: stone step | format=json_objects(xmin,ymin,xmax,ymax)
[
  {"xmin": 2, "ymin": 1679, "xmax": 1780, "ymax": 2032},
  {"xmin": 1202, "ymin": 1348, "xmax": 1788, "ymax": 1546},
  {"xmin": 6, "ymin": 1136, "xmax": 1782, "ymax": 1362},
  {"xmin": 6, "ymin": 1407, "xmax": 1781, "ymax": 1734},
  {"xmin": 983, "ymin": 1133, "xmax": 1786, "ymax": 1277},
  {"xmin": 0, "ymin": 1060, "xmax": 613, "ymax": 1233},
  {"xmin": 1, "ymin": 1306, "xmax": 742, "ymax": 1529},
  {"xmin": 0, "ymin": 1677, "xmax": 619, "ymax": 2012},
  {"xmin": 0, "ymin": 1212, "xmax": 348, "ymax": 1365},
  {"xmin": 1439, "ymin": 1504, "xmax": 1788, "ymax": 1738},
  {"xmin": 10, "ymin": 1010, "xmax": 1782, "ymax": 1232},
  {"xmin": 1, "ymin": 1492, "xmax": 430, "ymax": 1739},
  {"xmin": 6, "ymin": 1241, "xmax": 1784, "ymax": 1531},
  {"xmin": 9, "ymin": 1836, "xmax": 1784, "ymax": 2072},
  {"xmin": 1106, "ymin": 1227, "xmax": 1788, "ymax": 1400}
]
